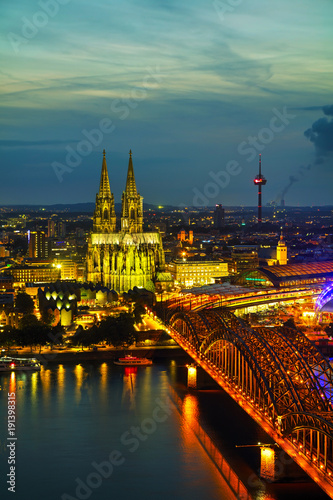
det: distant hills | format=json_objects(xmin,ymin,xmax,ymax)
[
  {"xmin": 0, "ymin": 203, "xmax": 332, "ymax": 214},
  {"xmin": 0, "ymin": 202, "xmax": 175, "ymax": 213}
]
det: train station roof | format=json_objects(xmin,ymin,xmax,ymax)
[{"xmin": 236, "ymin": 260, "xmax": 333, "ymax": 288}]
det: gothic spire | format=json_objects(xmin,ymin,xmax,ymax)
[
  {"xmin": 125, "ymin": 149, "xmax": 138, "ymax": 198},
  {"xmin": 93, "ymin": 150, "xmax": 116, "ymax": 233},
  {"xmin": 121, "ymin": 150, "xmax": 143, "ymax": 233},
  {"xmin": 98, "ymin": 149, "xmax": 112, "ymax": 198}
]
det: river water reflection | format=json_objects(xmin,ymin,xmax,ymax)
[{"xmin": 0, "ymin": 360, "xmax": 329, "ymax": 500}]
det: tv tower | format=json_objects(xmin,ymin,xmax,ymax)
[{"xmin": 253, "ymin": 154, "xmax": 267, "ymax": 223}]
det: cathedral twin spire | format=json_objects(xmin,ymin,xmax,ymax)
[
  {"xmin": 93, "ymin": 150, "xmax": 143, "ymax": 234},
  {"xmin": 121, "ymin": 149, "xmax": 143, "ymax": 233},
  {"xmin": 99, "ymin": 149, "xmax": 112, "ymax": 199}
]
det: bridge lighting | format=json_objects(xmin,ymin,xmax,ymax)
[{"xmin": 165, "ymin": 308, "xmax": 333, "ymax": 494}]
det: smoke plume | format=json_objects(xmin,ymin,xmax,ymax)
[
  {"xmin": 277, "ymin": 165, "xmax": 311, "ymax": 204},
  {"xmin": 277, "ymin": 105, "xmax": 333, "ymax": 204}
]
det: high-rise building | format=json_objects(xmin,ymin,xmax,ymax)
[
  {"xmin": 87, "ymin": 150, "xmax": 165, "ymax": 292},
  {"xmin": 57, "ymin": 221, "xmax": 66, "ymax": 238},
  {"xmin": 48, "ymin": 220, "xmax": 66, "ymax": 238},
  {"xmin": 214, "ymin": 204, "xmax": 225, "ymax": 228},
  {"xmin": 48, "ymin": 220, "xmax": 55, "ymax": 238},
  {"xmin": 28, "ymin": 231, "xmax": 49, "ymax": 258}
]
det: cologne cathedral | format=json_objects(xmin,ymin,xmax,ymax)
[{"xmin": 86, "ymin": 150, "xmax": 165, "ymax": 293}]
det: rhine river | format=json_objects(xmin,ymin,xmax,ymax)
[{"xmin": 0, "ymin": 357, "xmax": 329, "ymax": 500}]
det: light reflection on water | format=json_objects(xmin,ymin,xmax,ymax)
[
  {"xmin": 0, "ymin": 362, "xmax": 327, "ymax": 500},
  {"xmin": 122, "ymin": 366, "xmax": 137, "ymax": 410},
  {"xmin": 57, "ymin": 364, "xmax": 65, "ymax": 408},
  {"xmin": 99, "ymin": 362, "xmax": 108, "ymax": 397},
  {"xmin": 180, "ymin": 393, "xmax": 199, "ymax": 453}
]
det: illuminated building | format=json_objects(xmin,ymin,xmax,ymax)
[
  {"xmin": 38, "ymin": 281, "xmax": 118, "ymax": 326},
  {"xmin": 48, "ymin": 220, "xmax": 55, "ymax": 238},
  {"xmin": 235, "ymin": 260, "xmax": 333, "ymax": 288},
  {"xmin": 214, "ymin": 204, "xmax": 225, "ymax": 228},
  {"xmin": 57, "ymin": 221, "xmax": 66, "ymax": 238},
  {"xmin": 227, "ymin": 246, "xmax": 259, "ymax": 275},
  {"xmin": 48, "ymin": 220, "xmax": 66, "ymax": 238},
  {"xmin": 57, "ymin": 260, "xmax": 77, "ymax": 280},
  {"xmin": 0, "ymin": 308, "xmax": 19, "ymax": 328},
  {"xmin": 0, "ymin": 275, "xmax": 13, "ymax": 290},
  {"xmin": 0, "ymin": 244, "xmax": 9, "ymax": 258},
  {"xmin": 168, "ymin": 259, "xmax": 228, "ymax": 288},
  {"xmin": 253, "ymin": 154, "xmax": 267, "ymax": 223},
  {"xmin": 87, "ymin": 150, "xmax": 165, "ymax": 292},
  {"xmin": 315, "ymin": 282, "xmax": 333, "ymax": 312},
  {"xmin": 177, "ymin": 229, "xmax": 186, "ymax": 241},
  {"xmin": 38, "ymin": 281, "xmax": 78, "ymax": 326},
  {"xmin": 10, "ymin": 265, "xmax": 60, "ymax": 286},
  {"xmin": 177, "ymin": 229, "xmax": 193, "ymax": 244},
  {"xmin": 28, "ymin": 230, "xmax": 49, "ymax": 258},
  {"xmin": 276, "ymin": 230, "xmax": 288, "ymax": 265}
]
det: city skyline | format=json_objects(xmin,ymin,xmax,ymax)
[{"xmin": 1, "ymin": 0, "xmax": 332, "ymax": 207}]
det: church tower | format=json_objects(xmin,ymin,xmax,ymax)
[
  {"xmin": 93, "ymin": 150, "xmax": 116, "ymax": 233},
  {"xmin": 87, "ymin": 149, "xmax": 166, "ymax": 293},
  {"xmin": 121, "ymin": 150, "xmax": 143, "ymax": 233},
  {"xmin": 276, "ymin": 229, "xmax": 287, "ymax": 265}
]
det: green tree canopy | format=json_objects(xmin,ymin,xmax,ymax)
[
  {"xmin": 18, "ymin": 314, "xmax": 39, "ymax": 330},
  {"xmin": 15, "ymin": 292, "xmax": 34, "ymax": 315},
  {"xmin": 16, "ymin": 320, "xmax": 50, "ymax": 353},
  {"xmin": 41, "ymin": 309, "xmax": 55, "ymax": 327},
  {"xmin": 98, "ymin": 313, "xmax": 137, "ymax": 348},
  {"xmin": 0, "ymin": 326, "xmax": 17, "ymax": 351},
  {"xmin": 145, "ymin": 280, "xmax": 156, "ymax": 293},
  {"xmin": 133, "ymin": 303, "xmax": 146, "ymax": 324}
]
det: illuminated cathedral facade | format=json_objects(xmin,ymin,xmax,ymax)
[{"xmin": 86, "ymin": 150, "xmax": 165, "ymax": 293}]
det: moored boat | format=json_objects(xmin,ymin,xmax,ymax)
[
  {"xmin": 114, "ymin": 355, "xmax": 152, "ymax": 366},
  {"xmin": 0, "ymin": 356, "xmax": 41, "ymax": 372}
]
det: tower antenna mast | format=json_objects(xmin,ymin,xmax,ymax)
[{"xmin": 253, "ymin": 154, "xmax": 267, "ymax": 224}]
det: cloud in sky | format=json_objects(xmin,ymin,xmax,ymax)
[
  {"xmin": 0, "ymin": 0, "xmax": 333, "ymax": 206},
  {"xmin": 304, "ymin": 105, "xmax": 333, "ymax": 161}
]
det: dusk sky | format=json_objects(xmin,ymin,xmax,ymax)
[{"xmin": 1, "ymin": 0, "xmax": 332, "ymax": 207}]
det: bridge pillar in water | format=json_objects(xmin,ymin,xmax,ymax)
[
  {"xmin": 186, "ymin": 364, "xmax": 197, "ymax": 389},
  {"xmin": 260, "ymin": 446, "xmax": 276, "ymax": 482}
]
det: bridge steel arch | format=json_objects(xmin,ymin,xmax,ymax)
[{"xmin": 168, "ymin": 308, "xmax": 333, "ymax": 494}]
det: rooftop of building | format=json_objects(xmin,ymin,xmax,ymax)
[
  {"xmin": 235, "ymin": 260, "xmax": 333, "ymax": 288},
  {"xmin": 259, "ymin": 260, "xmax": 333, "ymax": 279},
  {"xmin": 171, "ymin": 257, "xmax": 226, "ymax": 264},
  {"xmin": 181, "ymin": 282, "xmax": 262, "ymax": 296}
]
